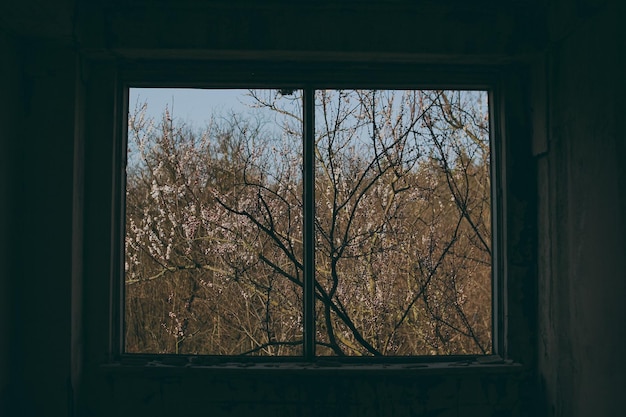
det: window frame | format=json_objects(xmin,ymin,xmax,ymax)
[{"xmin": 104, "ymin": 61, "xmax": 508, "ymax": 366}]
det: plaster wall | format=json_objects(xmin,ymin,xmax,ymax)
[
  {"xmin": 537, "ymin": 1, "xmax": 626, "ymax": 415},
  {"xmin": 97, "ymin": 369, "xmax": 521, "ymax": 417},
  {"xmin": 3, "ymin": 2, "xmax": 538, "ymax": 416},
  {"xmin": 0, "ymin": 30, "xmax": 22, "ymax": 416},
  {"xmin": 75, "ymin": 4, "xmax": 537, "ymax": 417},
  {"xmin": 0, "ymin": 37, "xmax": 78, "ymax": 416},
  {"xmin": 2, "ymin": 1, "xmax": 625, "ymax": 416}
]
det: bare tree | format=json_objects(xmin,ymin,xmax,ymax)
[{"xmin": 124, "ymin": 88, "xmax": 492, "ymax": 356}]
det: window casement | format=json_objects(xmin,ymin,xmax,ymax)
[{"xmin": 119, "ymin": 76, "xmax": 502, "ymax": 362}]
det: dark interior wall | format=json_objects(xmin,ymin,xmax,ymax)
[
  {"xmin": 0, "ymin": 38, "xmax": 77, "ymax": 416},
  {"xmin": 537, "ymin": 1, "xmax": 626, "ymax": 416},
  {"xmin": 77, "ymin": 1, "xmax": 543, "ymax": 59},
  {"xmin": 1, "ymin": 0, "xmax": 78, "ymax": 414},
  {"xmin": 26, "ymin": 44, "xmax": 76, "ymax": 417},
  {"xmin": 75, "ymin": 4, "xmax": 538, "ymax": 416},
  {"xmin": 0, "ymin": 1, "xmax": 624, "ymax": 416},
  {"xmin": 0, "ymin": 29, "xmax": 21, "ymax": 416},
  {"xmin": 96, "ymin": 369, "xmax": 522, "ymax": 417}
]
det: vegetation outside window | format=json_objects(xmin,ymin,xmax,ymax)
[{"xmin": 124, "ymin": 87, "xmax": 493, "ymax": 358}]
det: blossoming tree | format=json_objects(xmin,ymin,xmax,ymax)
[{"xmin": 124, "ymin": 89, "xmax": 492, "ymax": 356}]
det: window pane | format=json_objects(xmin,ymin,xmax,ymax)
[
  {"xmin": 313, "ymin": 90, "xmax": 492, "ymax": 356},
  {"xmin": 125, "ymin": 88, "xmax": 304, "ymax": 355}
]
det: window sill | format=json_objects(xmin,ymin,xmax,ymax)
[{"xmin": 101, "ymin": 356, "xmax": 521, "ymax": 376}]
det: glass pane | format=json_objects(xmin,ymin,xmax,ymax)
[
  {"xmin": 125, "ymin": 88, "xmax": 303, "ymax": 355},
  {"xmin": 313, "ymin": 90, "xmax": 492, "ymax": 356}
]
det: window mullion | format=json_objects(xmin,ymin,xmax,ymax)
[{"xmin": 303, "ymin": 87, "xmax": 316, "ymax": 360}]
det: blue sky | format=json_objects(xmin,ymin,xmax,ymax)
[{"xmin": 128, "ymin": 88, "xmax": 252, "ymax": 127}]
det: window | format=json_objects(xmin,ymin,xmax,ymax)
[{"xmin": 123, "ymin": 85, "xmax": 495, "ymax": 359}]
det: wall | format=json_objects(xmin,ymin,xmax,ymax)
[
  {"xmin": 0, "ymin": 35, "xmax": 78, "ymax": 417},
  {"xmin": 3, "ymin": 2, "xmax": 539, "ymax": 417},
  {"xmin": 77, "ymin": 1, "xmax": 544, "ymax": 60},
  {"xmin": 0, "ymin": 29, "xmax": 21, "ymax": 416},
  {"xmin": 98, "ymin": 367, "xmax": 522, "ymax": 417},
  {"xmin": 3, "ymin": 0, "xmax": 624, "ymax": 416},
  {"xmin": 537, "ymin": 0, "xmax": 626, "ymax": 416},
  {"xmin": 75, "ymin": 3, "xmax": 539, "ymax": 417}
]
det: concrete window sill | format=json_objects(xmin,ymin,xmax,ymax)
[{"xmin": 101, "ymin": 355, "xmax": 521, "ymax": 376}]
